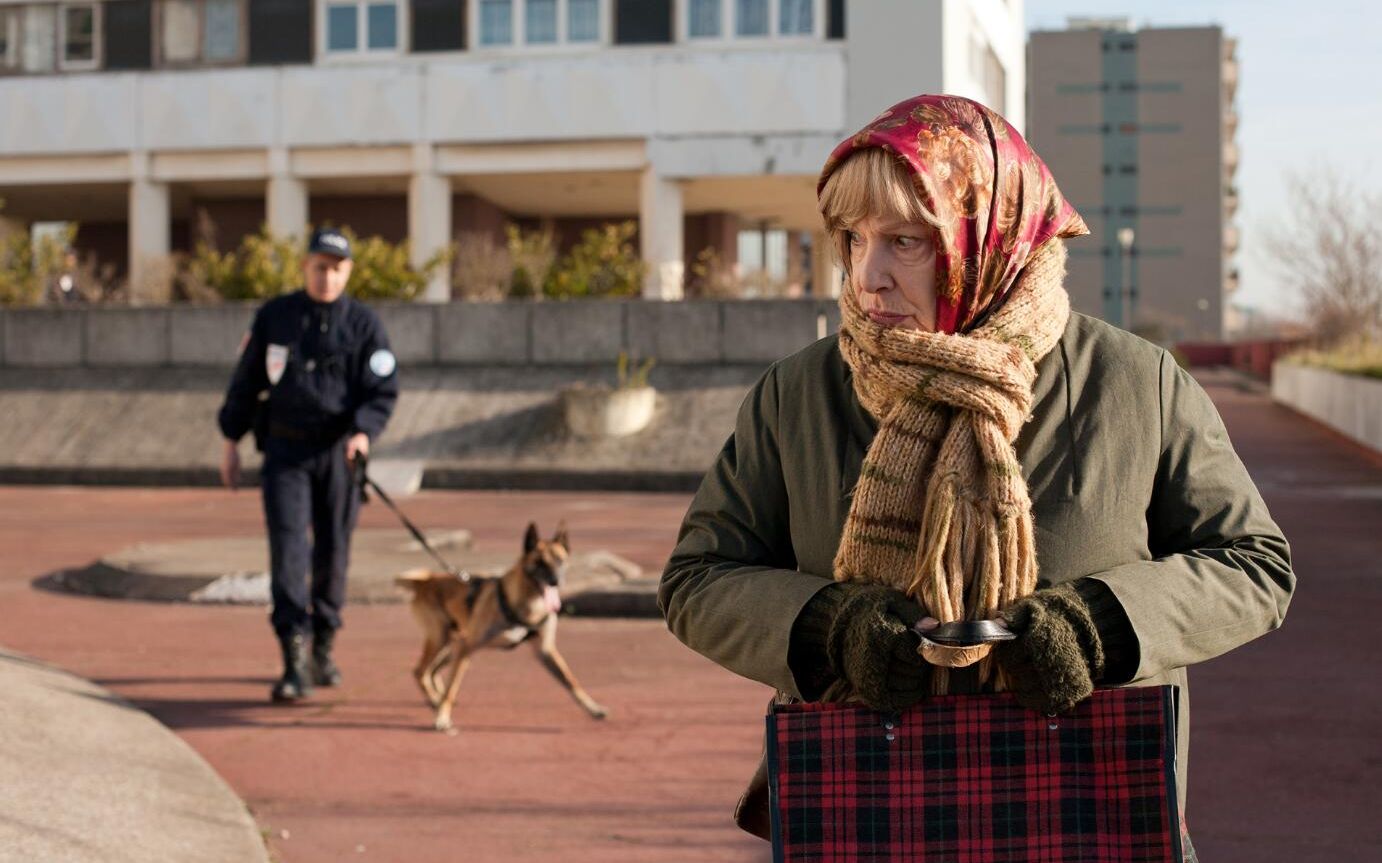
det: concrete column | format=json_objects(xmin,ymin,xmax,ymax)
[
  {"xmin": 409, "ymin": 144, "xmax": 452, "ymax": 303},
  {"xmin": 128, "ymin": 153, "xmax": 172, "ymax": 304},
  {"xmin": 639, "ymin": 167, "xmax": 684, "ymax": 301},
  {"xmin": 811, "ymin": 230, "xmax": 844, "ymax": 298},
  {"xmin": 266, "ymin": 179, "xmax": 308, "ymax": 242}
]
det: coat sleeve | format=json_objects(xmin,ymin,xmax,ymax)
[
  {"xmin": 1086, "ymin": 351, "xmax": 1295, "ymax": 683},
  {"xmin": 350, "ymin": 310, "xmax": 399, "ymax": 440},
  {"xmin": 659, "ymin": 365, "xmax": 836, "ymax": 699},
  {"xmin": 216, "ymin": 308, "xmax": 268, "ymax": 442}
]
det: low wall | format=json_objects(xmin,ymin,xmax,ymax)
[
  {"xmin": 1178, "ymin": 338, "xmax": 1306, "ymax": 379},
  {"xmin": 1271, "ymin": 362, "xmax": 1382, "ymax": 454},
  {"xmin": 0, "ymin": 299, "xmax": 841, "ymax": 369}
]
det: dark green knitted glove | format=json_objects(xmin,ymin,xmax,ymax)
[
  {"xmin": 819, "ymin": 583, "xmax": 930, "ymax": 713},
  {"xmin": 995, "ymin": 584, "xmax": 1106, "ymax": 715}
]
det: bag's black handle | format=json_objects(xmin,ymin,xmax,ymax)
[{"xmin": 917, "ymin": 619, "xmax": 1016, "ymax": 647}]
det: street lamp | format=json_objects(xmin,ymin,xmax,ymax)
[{"xmin": 1117, "ymin": 227, "xmax": 1136, "ymax": 330}]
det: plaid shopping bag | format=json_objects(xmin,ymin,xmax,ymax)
[{"xmin": 768, "ymin": 686, "xmax": 1183, "ymax": 862}]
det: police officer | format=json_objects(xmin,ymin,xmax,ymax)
[{"xmin": 217, "ymin": 227, "xmax": 398, "ymax": 702}]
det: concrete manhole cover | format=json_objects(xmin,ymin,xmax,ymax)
[{"xmin": 40, "ymin": 528, "xmax": 656, "ymax": 615}]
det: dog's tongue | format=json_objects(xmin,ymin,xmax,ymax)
[{"xmin": 543, "ymin": 585, "xmax": 562, "ymax": 615}]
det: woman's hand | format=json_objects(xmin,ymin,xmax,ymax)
[
  {"xmin": 994, "ymin": 584, "xmax": 1105, "ymax": 714},
  {"xmin": 825, "ymin": 584, "xmax": 932, "ymax": 713}
]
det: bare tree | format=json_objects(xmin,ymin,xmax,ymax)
[{"xmin": 1266, "ymin": 170, "xmax": 1382, "ymax": 345}]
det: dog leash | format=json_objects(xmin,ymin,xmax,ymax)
[{"xmin": 354, "ymin": 454, "xmax": 471, "ymax": 582}]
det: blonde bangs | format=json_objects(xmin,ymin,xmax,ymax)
[{"xmin": 819, "ymin": 148, "xmax": 942, "ymax": 266}]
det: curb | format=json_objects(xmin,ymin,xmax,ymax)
[{"xmin": 0, "ymin": 465, "xmax": 704, "ymax": 493}]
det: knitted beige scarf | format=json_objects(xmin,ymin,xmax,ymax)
[{"xmin": 834, "ymin": 240, "xmax": 1072, "ymax": 690}]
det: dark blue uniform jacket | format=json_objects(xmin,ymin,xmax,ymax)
[{"xmin": 218, "ymin": 291, "xmax": 398, "ymax": 445}]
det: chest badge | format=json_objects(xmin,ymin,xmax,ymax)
[
  {"xmin": 369, "ymin": 349, "xmax": 397, "ymax": 378},
  {"xmin": 266, "ymin": 344, "xmax": 289, "ymax": 385}
]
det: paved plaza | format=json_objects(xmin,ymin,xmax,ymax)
[{"xmin": 0, "ymin": 370, "xmax": 1378, "ymax": 862}]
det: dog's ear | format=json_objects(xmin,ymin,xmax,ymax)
[
  {"xmin": 553, "ymin": 521, "xmax": 570, "ymax": 551},
  {"xmin": 524, "ymin": 522, "xmax": 540, "ymax": 554}
]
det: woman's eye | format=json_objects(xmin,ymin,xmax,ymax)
[
  {"xmin": 895, "ymin": 235, "xmax": 925, "ymax": 250},
  {"xmin": 846, "ymin": 231, "xmax": 863, "ymax": 246}
]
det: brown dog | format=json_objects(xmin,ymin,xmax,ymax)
[{"xmin": 394, "ymin": 522, "xmax": 608, "ymax": 731}]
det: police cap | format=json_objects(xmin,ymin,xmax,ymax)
[{"xmin": 307, "ymin": 227, "xmax": 352, "ymax": 260}]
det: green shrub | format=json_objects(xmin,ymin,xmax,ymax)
[
  {"xmin": 544, "ymin": 221, "xmax": 644, "ymax": 300},
  {"xmin": 507, "ymin": 224, "xmax": 557, "ymax": 300},
  {"xmin": 180, "ymin": 224, "xmax": 451, "ymax": 303},
  {"xmin": 181, "ymin": 225, "xmax": 301, "ymax": 301},
  {"xmin": 0, "ymin": 218, "xmax": 74, "ymax": 306},
  {"xmin": 344, "ymin": 229, "xmax": 452, "ymax": 302}
]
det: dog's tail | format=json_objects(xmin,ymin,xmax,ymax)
[{"xmin": 393, "ymin": 568, "xmax": 435, "ymax": 591}]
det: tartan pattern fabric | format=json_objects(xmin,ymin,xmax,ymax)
[{"xmin": 768, "ymin": 687, "xmax": 1182, "ymax": 862}]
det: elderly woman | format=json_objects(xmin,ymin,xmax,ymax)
[{"xmin": 658, "ymin": 95, "xmax": 1294, "ymax": 847}]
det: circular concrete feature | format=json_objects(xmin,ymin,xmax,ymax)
[
  {"xmin": 0, "ymin": 649, "xmax": 270, "ymax": 863},
  {"xmin": 39, "ymin": 529, "xmax": 657, "ymax": 615}
]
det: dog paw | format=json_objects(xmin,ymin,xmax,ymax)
[
  {"xmin": 589, "ymin": 705, "xmax": 609, "ymax": 720},
  {"xmin": 433, "ymin": 716, "xmax": 453, "ymax": 732}
]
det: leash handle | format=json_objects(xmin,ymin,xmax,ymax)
[{"xmin": 354, "ymin": 455, "xmax": 469, "ymax": 581}]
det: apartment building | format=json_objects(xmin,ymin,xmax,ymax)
[
  {"xmin": 0, "ymin": 0, "xmax": 1024, "ymax": 301},
  {"xmin": 1028, "ymin": 19, "xmax": 1239, "ymax": 341}
]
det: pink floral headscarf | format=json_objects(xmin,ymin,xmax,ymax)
[{"xmin": 818, "ymin": 94, "xmax": 1089, "ymax": 334}]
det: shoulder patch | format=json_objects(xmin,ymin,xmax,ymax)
[{"xmin": 369, "ymin": 349, "xmax": 397, "ymax": 378}]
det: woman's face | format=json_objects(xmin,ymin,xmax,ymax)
[{"xmin": 847, "ymin": 214, "xmax": 939, "ymax": 331}]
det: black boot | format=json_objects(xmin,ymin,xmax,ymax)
[
  {"xmin": 271, "ymin": 633, "xmax": 313, "ymax": 703},
  {"xmin": 311, "ymin": 627, "xmax": 342, "ymax": 687}
]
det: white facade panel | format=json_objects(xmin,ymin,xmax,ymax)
[
  {"xmin": 140, "ymin": 70, "xmax": 278, "ymax": 151},
  {"xmin": 649, "ymin": 133, "xmax": 840, "ymax": 178},
  {"xmin": 425, "ymin": 53, "xmax": 658, "ymax": 142},
  {"xmin": 0, "ymin": 72, "xmax": 138, "ymax": 155},
  {"xmin": 0, "ymin": 45, "xmax": 845, "ymax": 159},
  {"xmin": 280, "ymin": 65, "xmax": 423, "ymax": 147},
  {"xmin": 651, "ymin": 47, "xmax": 846, "ymax": 136}
]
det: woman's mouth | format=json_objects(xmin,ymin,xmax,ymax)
[{"xmin": 867, "ymin": 310, "xmax": 910, "ymax": 327}]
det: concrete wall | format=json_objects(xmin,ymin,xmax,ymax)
[
  {"xmin": 0, "ymin": 300, "xmax": 840, "ymax": 369},
  {"xmin": 1272, "ymin": 362, "xmax": 1382, "ymax": 454}
]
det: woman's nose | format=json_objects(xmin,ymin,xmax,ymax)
[{"xmin": 856, "ymin": 242, "xmax": 893, "ymax": 294}]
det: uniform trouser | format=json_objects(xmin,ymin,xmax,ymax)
[{"xmin": 261, "ymin": 440, "xmax": 360, "ymax": 640}]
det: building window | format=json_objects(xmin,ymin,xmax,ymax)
[
  {"xmin": 688, "ymin": 0, "xmax": 718, "ymax": 37},
  {"xmin": 778, "ymin": 0, "xmax": 811, "ymax": 34},
  {"xmin": 736, "ymin": 0, "xmax": 767, "ymax": 36},
  {"xmin": 159, "ymin": 0, "xmax": 245, "ymax": 66},
  {"xmin": 526, "ymin": 0, "xmax": 556, "ymax": 43},
  {"xmin": 21, "ymin": 4, "xmax": 57, "ymax": 72},
  {"xmin": 11, "ymin": 3, "xmax": 106, "ymax": 73},
  {"xmin": 0, "ymin": 8, "xmax": 19, "ymax": 70},
  {"xmin": 686, "ymin": 0, "xmax": 820, "ymax": 41},
  {"xmin": 59, "ymin": 3, "xmax": 101, "ymax": 70},
  {"xmin": 161, "ymin": 0, "xmax": 201, "ymax": 63},
  {"xmin": 323, "ymin": 0, "xmax": 401, "ymax": 54},
  {"xmin": 968, "ymin": 24, "xmax": 1006, "ymax": 114},
  {"xmin": 567, "ymin": 0, "xmax": 597, "ymax": 41},
  {"xmin": 479, "ymin": 0, "xmax": 513, "ymax": 44},
  {"xmin": 475, "ymin": 0, "xmax": 605, "ymax": 48}
]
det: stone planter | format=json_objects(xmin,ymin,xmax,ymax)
[{"xmin": 560, "ymin": 385, "xmax": 657, "ymax": 438}]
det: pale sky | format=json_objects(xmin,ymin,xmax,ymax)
[{"xmin": 1024, "ymin": 0, "xmax": 1382, "ymax": 318}]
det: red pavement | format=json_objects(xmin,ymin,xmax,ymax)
[{"xmin": 1, "ymin": 370, "xmax": 1379, "ymax": 862}]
